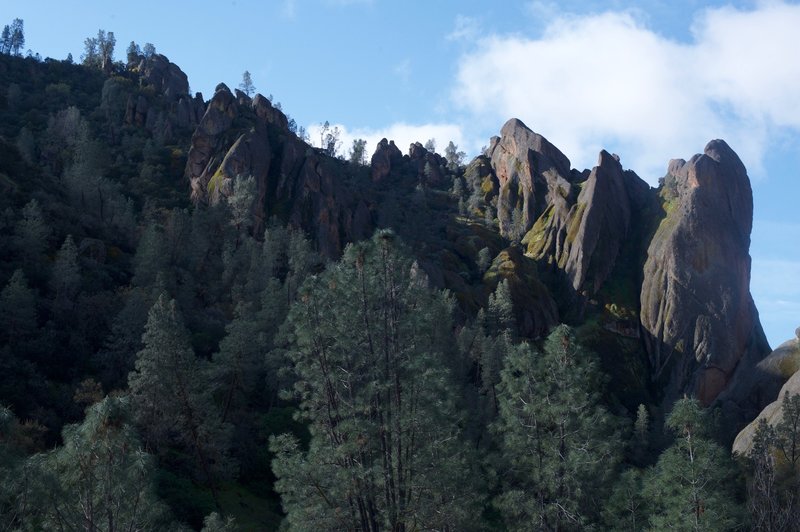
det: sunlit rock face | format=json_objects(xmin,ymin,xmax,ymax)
[{"xmin": 640, "ymin": 140, "xmax": 770, "ymax": 406}]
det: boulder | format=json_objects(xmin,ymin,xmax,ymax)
[
  {"xmin": 639, "ymin": 140, "xmax": 770, "ymax": 405},
  {"xmin": 733, "ymin": 357, "xmax": 800, "ymax": 457}
]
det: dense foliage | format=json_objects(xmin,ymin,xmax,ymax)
[{"xmin": 0, "ymin": 26, "xmax": 796, "ymax": 531}]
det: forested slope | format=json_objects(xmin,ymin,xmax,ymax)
[{"xmin": 0, "ymin": 32, "xmax": 798, "ymax": 531}]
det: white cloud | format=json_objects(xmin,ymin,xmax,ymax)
[
  {"xmin": 447, "ymin": 15, "xmax": 480, "ymax": 42},
  {"xmin": 305, "ymin": 122, "xmax": 469, "ymax": 159},
  {"xmin": 452, "ymin": 2, "xmax": 800, "ymax": 182}
]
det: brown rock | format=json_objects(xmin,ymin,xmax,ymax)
[
  {"xmin": 370, "ymin": 138, "xmax": 403, "ymax": 182},
  {"xmin": 408, "ymin": 142, "xmax": 447, "ymax": 186},
  {"xmin": 733, "ymin": 363, "xmax": 800, "ymax": 457},
  {"xmin": 483, "ymin": 246, "xmax": 559, "ymax": 338},
  {"xmin": 252, "ymin": 94, "xmax": 289, "ymax": 130},
  {"xmin": 487, "ymin": 118, "xmax": 573, "ymax": 238},
  {"xmin": 640, "ymin": 140, "xmax": 770, "ymax": 405},
  {"xmin": 136, "ymin": 53, "xmax": 190, "ymax": 99},
  {"xmin": 185, "ymin": 83, "xmax": 373, "ymax": 257},
  {"xmin": 187, "ymin": 84, "xmax": 238, "ymax": 204}
]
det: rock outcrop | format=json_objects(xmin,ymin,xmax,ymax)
[
  {"xmin": 640, "ymin": 140, "xmax": 771, "ymax": 405},
  {"xmin": 370, "ymin": 138, "xmax": 403, "ymax": 182},
  {"xmin": 484, "ymin": 246, "xmax": 559, "ymax": 338},
  {"xmin": 408, "ymin": 142, "xmax": 448, "ymax": 186},
  {"xmin": 723, "ymin": 329, "xmax": 800, "ymax": 426},
  {"xmin": 523, "ymin": 150, "xmax": 647, "ymax": 300},
  {"xmin": 185, "ymin": 84, "xmax": 372, "ymax": 256},
  {"xmin": 486, "ymin": 118, "xmax": 574, "ymax": 239},
  {"xmin": 134, "ymin": 53, "xmax": 190, "ymax": 99},
  {"xmin": 733, "ymin": 332, "xmax": 800, "ymax": 457},
  {"xmin": 123, "ymin": 53, "xmax": 205, "ymax": 135}
]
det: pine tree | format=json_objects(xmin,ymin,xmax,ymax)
[
  {"xmin": 747, "ymin": 418, "xmax": 793, "ymax": 531},
  {"xmin": 227, "ymin": 174, "xmax": 256, "ymax": 238},
  {"xmin": 128, "ymin": 295, "xmax": 233, "ymax": 492},
  {"xmin": 8, "ymin": 19, "xmax": 23, "ymax": 56},
  {"xmin": 645, "ymin": 397, "xmax": 744, "ymax": 530},
  {"xmin": 0, "ymin": 26, "xmax": 10, "ymax": 55},
  {"xmin": 348, "ymin": 138, "xmax": 368, "ymax": 165},
  {"xmin": 126, "ymin": 40, "xmax": 141, "ymax": 64},
  {"xmin": 5, "ymin": 396, "xmax": 174, "ymax": 530},
  {"xmin": 49, "ymin": 235, "xmax": 80, "ymax": 310},
  {"xmin": 239, "ymin": 70, "xmax": 255, "ymax": 97},
  {"xmin": 444, "ymin": 140, "xmax": 466, "ymax": 171},
  {"xmin": 603, "ymin": 469, "xmax": 647, "ymax": 531},
  {"xmin": 0, "ymin": 269, "xmax": 37, "ymax": 346},
  {"xmin": 777, "ymin": 391, "xmax": 800, "ymax": 469},
  {"xmin": 15, "ymin": 198, "xmax": 51, "ymax": 274},
  {"xmin": 210, "ymin": 301, "xmax": 267, "ymax": 422},
  {"xmin": 493, "ymin": 325, "xmax": 622, "ymax": 530},
  {"xmin": 487, "ymin": 278, "xmax": 515, "ymax": 336},
  {"xmin": 271, "ymin": 231, "xmax": 482, "ymax": 530}
]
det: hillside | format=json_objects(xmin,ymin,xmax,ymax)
[{"xmin": 0, "ymin": 43, "xmax": 797, "ymax": 530}]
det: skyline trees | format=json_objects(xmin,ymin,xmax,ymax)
[{"xmin": 0, "ymin": 18, "xmax": 24, "ymax": 56}]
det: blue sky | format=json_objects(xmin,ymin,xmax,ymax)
[{"xmin": 5, "ymin": 0, "xmax": 799, "ymax": 347}]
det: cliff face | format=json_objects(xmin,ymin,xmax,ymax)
[
  {"xmin": 183, "ymin": 102, "xmax": 772, "ymax": 415},
  {"xmin": 475, "ymin": 120, "xmax": 769, "ymax": 410},
  {"xmin": 640, "ymin": 140, "xmax": 770, "ymax": 405},
  {"xmin": 185, "ymin": 84, "xmax": 373, "ymax": 256}
]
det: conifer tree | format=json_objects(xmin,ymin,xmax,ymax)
[
  {"xmin": 8, "ymin": 19, "xmax": 23, "ymax": 56},
  {"xmin": 271, "ymin": 231, "xmax": 482, "ymax": 530},
  {"xmin": 211, "ymin": 301, "xmax": 267, "ymax": 422},
  {"xmin": 0, "ymin": 269, "xmax": 37, "ymax": 345},
  {"xmin": 493, "ymin": 325, "xmax": 622, "ymax": 530},
  {"xmin": 645, "ymin": 397, "xmax": 743, "ymax": 530},
  {"xmin": 603, "ymin": 469, "xmax": 647, "ymax": 531},
  {"xmin": 128, "ymin": 295, "xmax": 233, "ymax": 491},
  {"xmin": 0, "ymin": 26, "xmax": 10, "ymax": 55},
  {"xmin": 5, "ymin": 396, "xmax": 173, "ymax": 530},
  {"xmin": 49, "ymin": 234, "xmax": 80, "ymax": 310},
  {"xmin": 15, "ymin": 198, "xmax": 50, "ymax": 274},
  {"xmin": 239, "ymin": 70, "xmax": 255, "ymax": 97},
  {"xmin": 487, "ymin": 278, "xmax": 515, "ymax": 336}
]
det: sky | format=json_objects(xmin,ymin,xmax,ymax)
[{"xmin": 5, "ymin": 0, "xmax": 799, "ymax": 347}]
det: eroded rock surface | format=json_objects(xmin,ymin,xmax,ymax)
[
  {"xmin": 185, "ymin": 84, "xmax": 372, "ymax": 256},
  {"xmin": 640, "ymin": 140, "xmax": 770, "ymax": 405}
]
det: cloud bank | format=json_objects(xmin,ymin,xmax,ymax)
[
  {"xmin": 306, "ymin": 122, "xmax": 468, "ymax": 159},
  {"xmin": 452, "ymin": 2, "xmax": 800, "ymax": 181}
]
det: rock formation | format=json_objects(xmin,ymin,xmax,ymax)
[
  {"xmin": 135, "ymin": 53, "xmax": 190, "ymax": 99},
  {"xmin": 475, "ymin": 120, "xmax": 769, "ymax": 414},
  {"xmin": 733, "ymin": 330, "xmax": 800, "ymax": 456},
  {"xmin": 185, "ymin": 84, "xmax": 372, "ymax": 256},
  {"xmin": 485, "ymin": 118, "xmax": 574, "ymax": 239},
  {"xmin": 182, "ymin": 104, "xmax": 772, "ymax": 415},
  {"xmin": 370, "ymin": 138, "xmax": 403, "ymax": 182},
  {"xmin": 123, "ymin": 53, "xmax": 205, "ymax": 136},
  {"xmin": 639, "ymin": 140, "xmax": 771, "ymax": 405}
]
